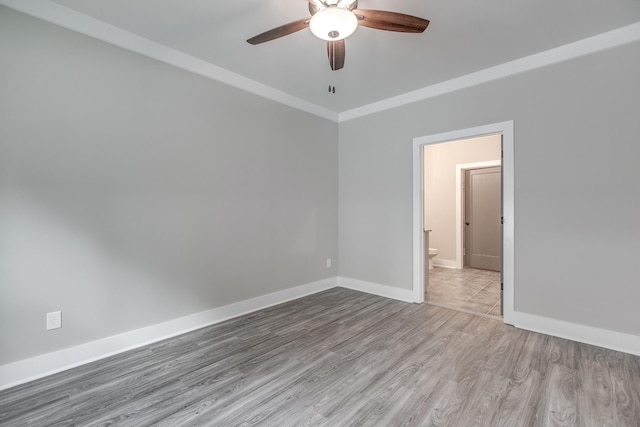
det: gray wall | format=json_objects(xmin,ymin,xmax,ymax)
[
  {"xmin": 339, "ymin": 40, "xmax": 640, "ymax": 336},
  {"xmin": 0, "ymin": 7, "xmax": 338, "ymax": 365}
]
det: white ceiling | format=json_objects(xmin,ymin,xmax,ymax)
[{"xmin": 6, "ymin": 0, "xmax": 640, "ymax": 115}]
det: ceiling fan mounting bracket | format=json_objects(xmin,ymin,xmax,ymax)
[{"xmin": 309, "ymin": 0, "xmax": 359, "ymax": 16}]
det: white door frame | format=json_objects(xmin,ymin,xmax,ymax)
[
  {"xmin": 412, "ymin": 121, "xmax": 514, "ymax": 325},
  {"xmin": 455, "ymin": 160, "xmax": 502, "ymax": 270}
]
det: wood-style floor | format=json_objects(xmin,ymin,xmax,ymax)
[
  {"xmin": 427, "ymin": 267, "xmax": 502, "ymax": 319},
  {"xmin": 1, "ymin": 288, "xmax": 639, "ymax": 426}
]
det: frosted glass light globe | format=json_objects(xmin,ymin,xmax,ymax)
[{"xmin": 309, "ymin": 8, "xmax": 358, "ymax": 41}]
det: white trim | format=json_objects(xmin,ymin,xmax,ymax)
[
  {"xmin": 412, "ymin": 143, "xmax": 426, "ymax": 303},
  {"xmin": 0, "ymin": 0, "xmax": 338, "ymax": 122},
  {"xmin": 513, "ymin": 312, "xmax": 640, "ymax": 357},
  {"xmin": 413, "ymin": 121, "xmax": 514, "ymax": 324},
  {"xmin": 0, "ymin": 278, "xmax": 337, "ymax": 391},
  {"xmin": 432, "ymin": 259, "xmax": 457, "ymax": 269},
  {"xmin": 455, "ymin": 160, "xmax": 501, "ymax": 270},
  {"xmin": 3, "ymin": 274, "xmax": 639, "ymax": 390},
  {"xmin": 339, "ymin": 22, "xmax": 640, "ymax": 122},
  {"xmin": 502, "ymin": 124, "xmax": 515, "ymax": 325},
  {"xmin": 2, "ymin": 1, "xmax": 639, "ymax": 123},
  {"xmin": 338, "ymin": 277, "xmax": 415, "ymax": 303}
]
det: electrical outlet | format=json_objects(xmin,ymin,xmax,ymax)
[
  {"xmin": 46, "ymin": 311, "xmax": 62, "ymax": 330},
  {"xmin": 326, "ymin": 258, "xmax": 332, "ymax": 268}
]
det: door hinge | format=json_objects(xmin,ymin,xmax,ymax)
[{"xmin": 501, "ymin": 216, "xmax": 504, "ymax": 224}]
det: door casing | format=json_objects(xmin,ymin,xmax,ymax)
[{"xmin": 412, "ymin": 121, "xmax": 514, "ymax": 325}]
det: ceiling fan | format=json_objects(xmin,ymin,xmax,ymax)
[{"xmin": 247, "ymin": 0, "xmax": 429, "ymax": 71}]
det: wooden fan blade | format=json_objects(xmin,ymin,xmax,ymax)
[
  {"xmin": 327, "ymin": 40, "xmax": 345, "ymax": 71},
  {"xmin": 327, "ymin": 39, "xmax": 345, "ymax": 71},
  {"xmin": 353, "ymin": 9, "xmax": 429, "ymax": 33},
  {"xmin": 247, "ymin": 18, "xmax": 309, "ymax": 45}
]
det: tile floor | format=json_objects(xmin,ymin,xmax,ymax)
[{"xmin": 426, "ymin": 266, "xmax": 501, "ymax": 319}]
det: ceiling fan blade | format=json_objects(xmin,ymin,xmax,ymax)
[
  {"xmin": 246, "ymin": 18, "xmax": 309, "ymax": 45},
  {"xmin": 353, "ymin": 9, "xmax": 429, "ymax": 33},
  {"xmin": 327, "ymin": 40, "xmax": 345, "ymax": 71}
]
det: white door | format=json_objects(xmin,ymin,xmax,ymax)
[{"xmin": 464, "ymin": 166, "xmax": 501, "ymax": 271}]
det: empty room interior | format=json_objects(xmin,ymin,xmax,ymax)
[{"xmin": 1, "ymin": 1, "xmax": 640, "ymax": 425}]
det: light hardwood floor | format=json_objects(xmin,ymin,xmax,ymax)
[
  {"xmin": 427, "ymin": 267, "xmax": 502, "ymax": 319},
  {"xmin": 1, "ymin": 288, "xmax": 639, "ymax": 426}
]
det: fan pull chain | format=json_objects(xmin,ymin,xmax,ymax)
[{"xmin": 327, "ymin": 43, "xmax": 336, "ymax": 94}]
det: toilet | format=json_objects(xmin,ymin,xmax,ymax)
[{"xmin": 428, "ymin": 248, "xmax": 439, "ymax": 270}]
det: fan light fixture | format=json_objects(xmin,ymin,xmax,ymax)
[
  {"xmin": 309, "ymin": 7, "xmax": 358, "ymax": 41},
  {"xmin": 246, "ymin": 3, "xmax": 429, "ymax": 72}
]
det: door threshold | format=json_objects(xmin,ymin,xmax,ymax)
[{"xmin": 423, "ymin": 301, "xmax": 503, "ymax": 321}]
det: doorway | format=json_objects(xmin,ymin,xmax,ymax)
[
  {"xmin": 412, "ymin": 121, "xmax": 514, "ymax": 325},
  {"xmin": 422, "ymin": 137, "xmax": 502, "ymax": 318}
]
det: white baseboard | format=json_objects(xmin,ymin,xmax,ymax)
[
  {"xmin": 0, "ymin": 278, "xmax": 337, "ymax": 391},
  {"xmin": 433, "ymin": 259, "xmax": 458, "ymax": 269},
  {"xmin": 338, "ymin": 276, "xmax": 415, "ymax": 303},
  {"xmin": 5, "ymin": 277, "xmax": 638, "ymax": 391},
  {"xmin": 513, "ymin": 311, "xmax": 640, "ymax": 357}
]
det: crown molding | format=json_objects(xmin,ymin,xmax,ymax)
[
  {"xmin": 0, "ymin": 0, "xmax": 339, "ymax": 122},
  {"xmin": 338, "ymin": 21, "xmax": 640, "ymax": 122},
  {"xmin": 2, "ymin": 1, "xmax": 639, "ymax": 124}
]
